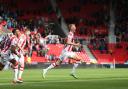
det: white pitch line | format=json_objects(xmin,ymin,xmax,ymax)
[
  {"xmin": 0, "ymin": 83, "xmax": 11, "ymax": 86},
  {"xmin": 0, "ymin": 77, "xmax": 128, "ymax": 86}
]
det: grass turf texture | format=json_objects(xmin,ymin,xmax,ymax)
[{"xmin": 0, "ymin": 68, "xmax": 128, "ymax": 89}]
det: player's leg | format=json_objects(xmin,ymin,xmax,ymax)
[
  {"xmin": 66, "ymin": 52, "xmax": 82, "ymax": 79},
  {"xmin": 42, "ymin": 50, "xmax": 67, "ymax": 78},
  {"xmin": 9, "ymin": 54, "xmax": 19, "ymax": 83},
  {"xmin": 17, "ymin": 54, "xmax": 24, "ymax": 83},
  {"xmin": 42, "ymin": 59, "xmax": 62, "ymax": 78},
  {"xmin": 12, "ymin": 64, "xmax": 18, "ymax": 84},
  {"xmin": 70, "ymin": 63, "xmax": 79, "ymax": 79}
]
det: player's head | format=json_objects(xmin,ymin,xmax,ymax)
[
  {"xmin": 12, "ymin": 28, "xmax": 17, "ymax": 35},
  {"xmin": 12, "ymin": 28, "xmax": 20, "ymax": 37},
  {"xmin": 16, "ymin": 29, "xmax": 21, "ymax": 36},
  {"xmin": 68, "ymin": 24, "xmax": 76, "ymax": 33}
]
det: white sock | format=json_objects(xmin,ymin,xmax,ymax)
[
  {"xmin": 14, "ymin": 69, "xmax": 18, "ymax": 81},
  {"xmin": 71, "ymin": 63, "xmax": 79, "ymax": 74},
  {"xmin": 18, "ymin": 67, "xmax": 24, "ymax": 79},
  {"xmin": 45, "ymin": 63, "xmax": 56, "ymax": 71}
]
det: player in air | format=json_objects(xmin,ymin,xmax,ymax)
[{"xmin": 42, "ymin": 24, "xmax": 82, "ymax": 79}]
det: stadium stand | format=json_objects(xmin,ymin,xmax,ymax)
[{"xmin": 0, "ymin": 0, "xmax": 128, "ymax": 65}]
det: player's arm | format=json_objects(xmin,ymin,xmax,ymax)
[
  {"xmin": 17, "ymin": 44, "xmax": 23, "ymax": 52},
  {"xmin": 11, "ymin": 38, "xmax": 21, "ymax": 57},
  {"xmin": 66, "ymin": 39, "xmax": 80, "ymax": 47},
  {"xmin": 16, "ymin": 37, "xmax": 26, "ymax": 54}
]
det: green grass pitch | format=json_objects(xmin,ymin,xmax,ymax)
[{"xmin": 0, "ymin": 68, "xmax": 128, "ymax": 89}]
